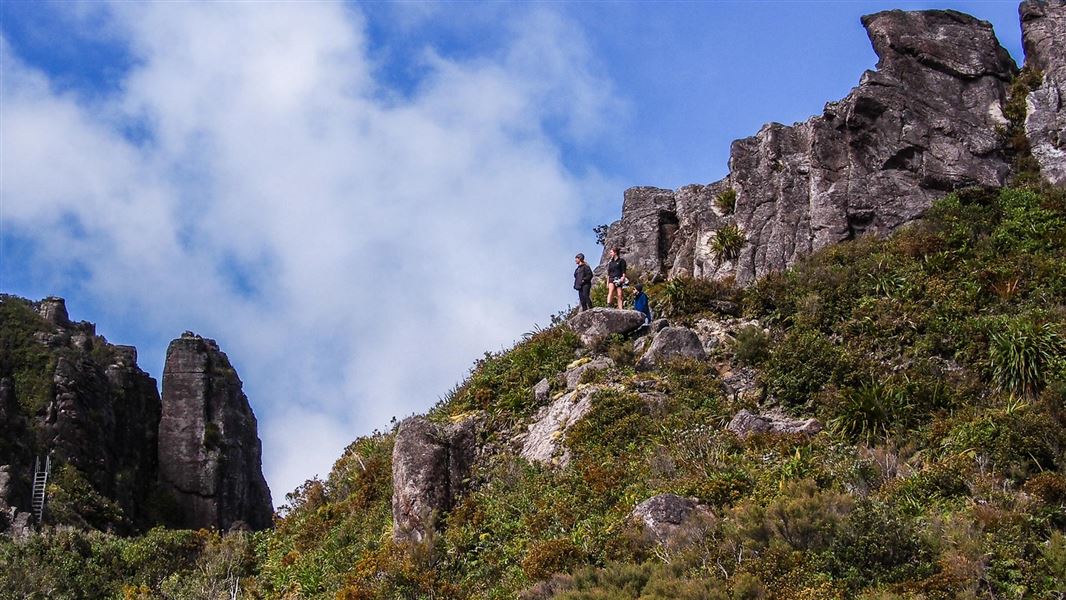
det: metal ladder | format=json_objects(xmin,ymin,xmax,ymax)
[{"xmin": 31, "ymin": 455, "xmax": 50, "ymax": 524}]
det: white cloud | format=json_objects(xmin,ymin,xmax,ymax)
[{"xmin": 1, "ymin": 2, "xmax": 620, "ymax": 504}]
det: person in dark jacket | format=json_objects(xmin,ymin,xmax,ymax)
[
  {"xmin": 606, "ymin": 247, "xmax": 627, "ymax": 310},
  {"xmin": 633, "ymin": 283, "xmax": 652, "ymax": 325},
  {"xmin": 574, "ymin": 253, "xmax": 594, "ymax": 311}
]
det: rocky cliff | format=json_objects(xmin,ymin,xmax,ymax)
[
  {"xmin": 1022, "ymin": 0, "xmax": 1066, "ymax": 185},
  {"xmin": 0, "ymin": 296, "xmax": 272, "ymax": 534},
  {"xmin": 159, "ymin": 333, "xmax": 273, "ymax": 531},
  {"xmin": 598, "ymin": 8, "xmax": 1066, "ymax": 285},
  {"xmin": 0, "ymin": 296, "xmax": 161, "ymax": 532}
]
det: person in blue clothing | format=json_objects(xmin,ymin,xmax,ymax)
[{"xmin": 633, "ymin": 283, "xmax": 652, "ymax": 325}]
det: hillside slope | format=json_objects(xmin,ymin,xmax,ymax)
[{"xmin": 4, "ymin": 183, "xmax": 1059, "ymax": 599}]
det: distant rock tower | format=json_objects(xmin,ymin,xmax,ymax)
[{"xmin": 159, "ymin": 332, "xmax": 272, "ymax": 530}]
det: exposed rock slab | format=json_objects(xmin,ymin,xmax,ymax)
[
  {"xmin": 568, "ymin": 308, "xmax": 647, "ymax": 346},
  {"xmin": 630, "ymin": 493, "xmax": 715, "ymax": 548},
  {"xmin": 1022, "ymin": 0, "xmax": 1066, "ymax": 185},
  {"xmin": 520, "ymin": 386, "xmax": 603, "ymax": 468},
  {"xmin": 599, "ymin": 9, "xmax": 1016, "ymax": 285},
  {"xmin": 727, "ymin": 409, "xmax": 823, "ymax": 437},
  {"xmin": 159, "ymin": 332, "xmax": 272, "ymax": 531},
  {"xmin": 392, "ymin": 415, "xmax": 478, "ymax": 544},
  {"xmin": 636, "ymin": 327, "xmax": 707, "ymax": 371},
  {"xmin": 692, "ymin": 317, "xmax": 764, "ymax": 354}
]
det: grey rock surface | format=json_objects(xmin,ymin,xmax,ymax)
[
  {"xmin": 727, "ymin": 409, "xmax": 823, "ymax": 437},
  {"xmin": 630, "ymin": 493, "xmax": 715, "ymax": 548},
  {"xmin": 568, "ymin": 308, "xmax": 647, "ymax": 346},
  {"xmin": 392, "ymin": 415, "xmax": 478, "ymax": 544},
  {"xmin": 636, "ymin": 327, "xmax": 707, "ymax": 371},
  {"xmin": 159, "ymin": 332, "xmax": 273, "ymax": 531},
  {"xmin": 564, "ymin": 357, "xmax": 614, "ymax": 390},
  {"xmin": 599, "ymin": 9, "xmax": 1017, "ymax": 285},
  {"xmin": 533, "ymin": 378, "xmax": 551, "ymax": 405},
  {"xmin": 1022, "ymin": 0, "xmax": 1066, "ymax": 185},
  {"xmin": 520, "ymin": 386, "xmax": 602, "ymax": 468}
]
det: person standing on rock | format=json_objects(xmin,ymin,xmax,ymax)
[
  {"xmin": 574, "ymin": 253, "xmax": 594, "ymax": 312},
  {"xmin": 606, "ymin": 247, "xmax": 628, "ymax": 310}
]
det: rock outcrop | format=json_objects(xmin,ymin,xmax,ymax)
[
  {"xmin": 630, "ymin": 494, "xmax": 715, "ymax": 549},
  {"xmin": 159, "ymin": 333, "xmax": 273, "ymax": 531},
  {"xmin": 727, "ymin": 409, "xmax": 823, "ymax": 438},
  {"xmin": 599, "ymin": 9, "xmax": 1019, "ymax": 285},
  {"xmin": 1021, "ymin": 0, "xmax": 1066, "ymax": 185},
  {"xmin": 636, "ymin": 327, "xmax": 707, "ymax": 371},
  {"xmin": 392, "ymin": 415, "xmax": 478, "ymax": 543},
  {"xmin": 520, "ymin": 386, "xmax": 603, "ymax": 468},
  {"xmin": 0, "ymin": 296, "xmax": 163, "ymax": 533},
  {"xmin": 568, "ymin": 308, "xmax": 647, "ymax": 346}
]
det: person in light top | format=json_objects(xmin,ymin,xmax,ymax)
[{"xmin": 605, "ymin": 247, "xmax": 627, "ymax": 310}]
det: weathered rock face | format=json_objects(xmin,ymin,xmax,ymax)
[
  {"xmin": 727, "ymin": 409, "xmax": 823, "ymax": 438},
  {"xmin": 568, "ymin": 308, "xmax": 647, "ymax": 346},
  {"xmin": 636, "ymin": 327, "xmax": 707, "ymax": 371},
  {"xmin": 159, "ymin": 333, "xmax": 272, "ymax": 531},
  {"xmin": 600, "ymin": 9, "xmax": 1017, "ymax": 285},
  {"xmin": 1022, "ymin": 0, "xmax": 1066, "ymax": 185},
  {"xmin": 392, "ymin": 415, "xmax": 478, "ymax": 543},
  {"xmin": 0, "ymin": 296, "xmax": 163, "ymax": 533},
  {"xmin": 520, "ymin": 386, "xmax": 603, "ymax": 468},
  {"xmin": 630, "ymin": 494, "xmax": 715, "ymax": 549}
]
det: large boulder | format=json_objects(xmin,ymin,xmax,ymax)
[
  {"xmin": 568, "ymin": 308, "xmax": 647, "ymax": 346},
  {"xmin": 630, "ymin": 494, "xmax": 715, "ymax": 548},
  {"xmin": 636, "ymin": 327, "xmax": 707, "ymax": 371},
  {"xmin": 520, "ymin": 386, "xmax": 602, "ymax": 468},
  {"xmin": 727, "ymin": 409, "xmax": 823, "ymax": 438},
  {"xmin": 392, "ymin": 415, "xmax": 478, "ymax": 544},
  {"xmin": 1021, "ymin": 0, "xmax": 1066, "ymax": 185},
  {"xmin": 158, "ymin": 333, "xmax": 273, "ymax": 531},
  {"xmin": 599, "ymin": 9, "xmax": 1016, "ymax": 285}
]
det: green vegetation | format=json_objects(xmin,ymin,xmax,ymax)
[
  {"xmin": 3, "ymin": 185, "xmax": 1065, "ymax": 598},
  {"xmin": 714, "ymin": 188, "xmax": 737, "ymax": 215},
  {"xmin": 710, "ymin": 223, "xmax": 746, "ymax": 262}
]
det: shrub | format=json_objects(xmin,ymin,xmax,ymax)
[
  {"xmin": 714, "ymin": 188, "xmax": 737, "ymax": 215},
  {"xmin": 732, "ymin": 325, "xmax": 770, "ymax": 366},
  {"xmin": 522, "ymin": 538, "xmax": 584, "ymax": 581},
  {"xmin": 828, "ymin": 501, "xmax": 933, "ymax": 588},
  {"xmin": 762, "ymin": 329, "xmax": 843, "ymax": 406},
  {"xmin": 826, "ymin": 382, "xmax": 909, "ymax": 445},
  {"xmin": 988, "ymin": 317, "xmax": 1064, "ymax": 398},
  {"xmin": 710, "ymin": 224, "xmax": 745, "ymax": 262},
  {"xmin": 651, "ymin": 276, "xmax": 736, "ymax": 319}
]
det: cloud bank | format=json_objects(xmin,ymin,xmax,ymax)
[{"xmin": 2, "ymin": 2, "xmax": 620, "ymax": 504}]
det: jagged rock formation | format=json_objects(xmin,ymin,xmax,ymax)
[
  {"xmin": 1022, "ymin": 0, "xmax": 1066, "ymax": 185},
  {"xmin": 392, "ymin": 415, "xmax": 478, "ymax": 543},
  {"xmin": 568, "ymin": 308, "xmax": 647, "ymax": 346},
  {"xmin": 600, "ymin": 10, "xmax": 1020, "ymax": 285},
  {"xmin": 630, "ymin": 494, "xmax": 715, "ymax": 549},
  {"xmin": 0, "ymin": 296, "xmax": 162, "ymax": 532},
  {"xmin": 158, "ymin": 332, "xmax": 273, "ymax": 531},
  {"xmin": 727, "ymin": 409, "xmax": 824, "ymax": 438},
  {"xmin": 635, "ymin": 327, "xmax": 707, "ymax": 371}
]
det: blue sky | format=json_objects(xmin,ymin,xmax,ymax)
[{"xmin": 0, "ymin": 1, "xmax": 1026, "ymax": 504}]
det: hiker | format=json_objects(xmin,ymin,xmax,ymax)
[
  {"xmin": 574, "ymin": 253, "xmax": 594, "ymax": 312},
  {"xmin": 606, "ymin": 247, "xmax": 627, "ymax": 310},
  {"xmin": 633, "ymin": 283, "xmax": 652, "ymax": 325}
]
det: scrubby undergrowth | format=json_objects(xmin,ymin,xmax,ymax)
[{"xmin": 2, "ymin": 186, "xmax": 1065, "ymax": 599}]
